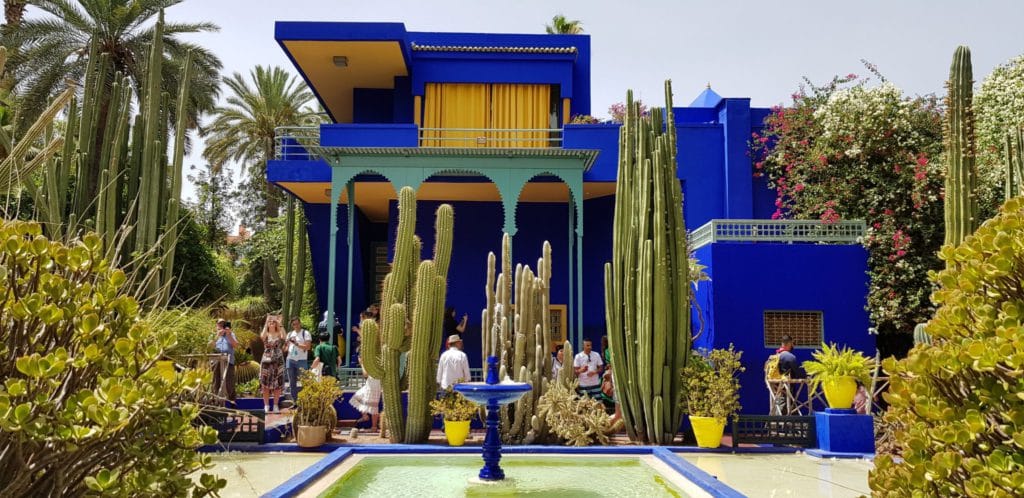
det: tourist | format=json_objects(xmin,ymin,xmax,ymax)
[
  {"xmin": 209, "ymin": 319, "xmax": 238, "ymax": 402},
  {"xmin": 551, "ymin": 345, "xmax": 564, "ymax": 379},
  {"xmin": 285, "ymin": 317, "xmax": 312, "ymax": 403},
  {"xmin": 775, "ymin": 335, "xmax": 805, "ymax": 378},
  {"xmin": 601, "ymin": 335, "xmax": 612, "ymax": 366},
  {"xmin": 350, "ymin": 310, "xmax": 373, "ymax": 336},
  {"xmin": 600, "ymin": 367, "xmax": 623, "ymax": 429},
  {"xmin": 443, "ymin": 307, "xmax": 468, "ymax": 337},
  {"xmin": 259, "ymin": 315, "xmax": 287, "ymax": 413},
  {"xmin": 437, "ymin": 334, "xmax": 471, "ymax": 390},
  {"xmin": 348, "ymin": 346, "xmax": 381, "ymax": 432},
  {"xmin": 312, "ymin": 332, "xmax": 341, "ymax": 378},
  {"xmin": 573, "ymin": 338, "xmax": 604, "ymax": 398}
]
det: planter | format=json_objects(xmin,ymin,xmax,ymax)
[
  {"xmin": 296, "ymin": 425, "xmax": 327, "ymax": 447},
  {"xmin": 822, "ymin": 376, "xmax": 857, "ymax": 409},
  {"xmin": 443, "ymin": 420, "xmax": 471, "ymax": 446},
  {"xmin": 689, "ymin": 416, "xmax": 726, "ymax": 448}
]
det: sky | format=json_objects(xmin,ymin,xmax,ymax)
[{"xmin": 102, "ymin": 0, "xmax": 1024, "ymax": 207}]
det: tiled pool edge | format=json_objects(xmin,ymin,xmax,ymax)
[{"xmin": 251, "ymin": 444, "xmax": 780, "ymax": 498}]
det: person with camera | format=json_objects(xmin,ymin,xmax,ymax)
[
  {"xmin": 285, "ymin": 317, "xmax": 312, "ymax": 404},
  {"xmin": 259, "ymin": 315, "xmax": 287, "ymax": 413},
  {"xmin": 209, "ymin": 319, "xmax": 238, "ymax": 402},
  {"xmin": 573, "ymin": 338, "xmax": 604, "ymax": 398}
]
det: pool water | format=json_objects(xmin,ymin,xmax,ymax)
[
  {"xmin": 199, "ymin": 452, "xmax": 326, "ymax": 497},
  {"xmin": 682, "ymin": 453, "xmax": 873, "ymax": 497},
  {"xmin": 317, "ymin": 455, "xmax": 691, "ymax": 497}
]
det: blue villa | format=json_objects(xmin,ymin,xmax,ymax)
[{"xmin": 267, "ymin": 21, "xmax": 875, "ymax": 414}]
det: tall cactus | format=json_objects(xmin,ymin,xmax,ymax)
[
  {"xmin": 944, "ymin": 46, "xmax": 979, "ymax": 248},
  {"xmin": 604, "ymin": 81, "xmax": 691, "ymax": 444},
  {"xmin": 1005, "ymin": 128, "xmax": 1024, "ymax": 201},
  {"xmin": 481, "ymin": 234, "xmax": 556, "ymax": 444},
  {"xmin": 359, "ymin": 187, "xmax": 453, "ymax": 443}
]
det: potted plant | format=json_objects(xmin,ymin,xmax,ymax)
[
  {"xmin": 803, "ymin": 343, "xmax": 874, "ymax": 409},
  {"xmin": 679, "ymin": 346, "xmax": 744, "ymax": 448},
  {"xmin": 430, "ymin": 386, "xmax": 479, "ymax": 446},
  {"xmin": 293, "ymin": 370, "xmax": 341, "ymax": 447}
]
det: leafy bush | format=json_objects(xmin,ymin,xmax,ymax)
[
  {"xmin": 869, "ymin": 197, "xmax": 1024, "ymax": 497},
  {"xmin": 294, "ymin": 370, "xmax": 341, "ymax": 431},
  {"xmin": 802, "ymin": 342, "xmax": 875, "ymax": 394},
  {"xmin": 679, "ymin": 346, "xmax": 744, "ymax": 422},
  {"xmin": 536, "ymin": 379, "xmax": 616, "ymax": 446},
  {"xmin": 170, "ymin": 210, "xmax": 235, "ymax": 306},
  {"xmin": 220, "ymin": 295, "xmax": 273, "ymax": 331},
  {"xmin": 430, "ymin": 386, "xmax": 480, "ymax": 422},
  {"xmin": 0, "ymin": 222, "xmax": 223, "ymax": 497},
  {"xmin": 150, "ymin": 307, "xmax": 216, "ymax": 358},
  {"xmin": 237, "ymin": 378, "xmax": 261, "ymax": 397}
]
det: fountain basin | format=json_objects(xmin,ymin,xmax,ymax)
[{"xmin": 453, "ymin": 381, "xmax": 532, "ymax": 406}]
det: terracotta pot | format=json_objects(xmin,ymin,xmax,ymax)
[{"xmin": 296, "ymin": 425, "xmax": 327, "ymax": 447}]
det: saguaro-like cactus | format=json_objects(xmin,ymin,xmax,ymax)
[
  {"xmin": 604, "ymin": 81, "xmax": 691, "ymax": 444},
  {"xmin": 359, "ymin": 187, "xmax": 453, "ymax": 443},
  {"xmin": 481, "ymin": 234, "xmax": 556, "ymax": 444},
  {"xmin": 1005, "ymin": 128, "xmax": 1024, "ymax": 201},
  {"xmin": 944, "ymin": 46, "xmax": 979, "ymax": 247}
]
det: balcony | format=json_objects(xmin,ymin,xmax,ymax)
[{"xmin": 689, "ymin": 219, "xmax": 866, "ymax": 249}]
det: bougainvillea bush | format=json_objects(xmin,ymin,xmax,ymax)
[
  {"xmin": 751, "ymin": 75, "xmax": 945, "ymax": 349},
  {"xmin": 869, "ymin": 197, "xmax": 1024, "ymax": 497},
  {"xmin": 975, "ymin": 53, "xmax": 1024, "ymax": 216}
]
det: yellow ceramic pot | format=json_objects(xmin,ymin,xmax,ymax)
[
  {"xmin": 444, "ymin": 420, "xmax": 471, "ymax": 446},
  {"xmin": 822, "ymin": 376, "xmax": 858, "ymax": 409},
  {"xmin": 689, "ymin": 416, "xmax": 726, "ymax": 448}
]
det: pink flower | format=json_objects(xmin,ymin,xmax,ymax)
[
  {"xmin": 795, "ymin": 184, "xmax": 805, "ymax": 192},
  {"xmin": 771, "ymin": 210, "xmax": 782, "ymax": 220},
  {"xmin": 896, "ymin": 250, "xmax": 907, "ymax": 257}
]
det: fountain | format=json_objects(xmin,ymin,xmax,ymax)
[{"xmin": 453, "ymin": 356, "xmax": 532, "ymax": 481}]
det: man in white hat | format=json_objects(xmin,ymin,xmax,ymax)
[{"xmin": 437, "ymin": 334, "xmax": 471, "ymax": 390}]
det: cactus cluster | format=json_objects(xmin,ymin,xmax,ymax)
[
  {"xmin": 1005, "ymin": 128, "xmax": 1024, "ymax": 202},
  {"xmin": 7, "ymin": 12, "xmax": 192, "ymax": 307},
  {"xmin": 604, "ymin": 81, "xmax": 691, "ymax": 445},
  {"xmin": 481, "ymin": 234, "xmax": 566, "ymax": 444},
  {"xmin": 944, "ymin": 45, "xmax": 979, "ymax": 248},
  {"xmin": 359, "ymin": 187, "xmax": 453, "ymax": 443}
]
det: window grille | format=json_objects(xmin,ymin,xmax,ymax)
[{"xmin": 764, "ymin": 311, "xmax": 822, "ymax": 348}]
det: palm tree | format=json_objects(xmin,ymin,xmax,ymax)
[
  {"xmin": 202, "ymin": 65, "xmax": 313, "ymax": 302},
  {"xmin": 545, "ymin": 14, "xmax": 583, "ymax": 34},
  {"xmin": 4, "ymin": 0, "xmax": 222, "ymax": 134}
]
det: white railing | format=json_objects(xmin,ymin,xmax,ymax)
[
  {"xmin": 689, "ymin": 219, "xmax": 866, "ymax": 249},
  {"xmin": 334, "ymin": 367, "xmax": 484, "ymax": 391},
  {"xmin": 418, "ymin": 128, "xmax": 562, "ymax": 148},
  {"xmin": 274, "ymin": 126, "xmax": 320, "ymax": 160}
]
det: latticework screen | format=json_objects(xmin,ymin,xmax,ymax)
[{"xmin": 763, "ymin": 311, "xmax": 823, "ymax": 348}]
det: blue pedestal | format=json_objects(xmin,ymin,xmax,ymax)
[{"xmin": 813, "ymin": 408, "xmax": 874, "ymax": 457}]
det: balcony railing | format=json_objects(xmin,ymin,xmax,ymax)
[
  {"xmin": 417, "ymin": 127, "xmax": 562, "ymax": 148},
  {"xmin": 274, "ymin": 126, "xmax": 320, "ymax": 160},
  {"xmin": 689, "ymin": 219, "xmax": 866, "ymax": 249}
]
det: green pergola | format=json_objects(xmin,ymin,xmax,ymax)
[{"xmin": 312, "ymin": 146, "xmax": 599, "ymax": 364}]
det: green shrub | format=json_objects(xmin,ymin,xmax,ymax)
[
  {"xmin": 430, "ymin": 386, "xmax": 480, "ymax": 422},
  {"xmin": 150, "ymin": 307, "xmax": 216, "ymax": 358},
  {"xmin": 802, "ymin": 342, "xmax": 875, "ymax": 395},
  {"xmin": 170, "ymin": 211, "xmax": 235, "ymax": 307},
  {"xmin": 869, "ymin": 197, "xmax": 1024, "ymax": 497},
  {"xmin": 535, "ymin": 379, "xmax": 617, "ymax": 446},
  {"xmin": 294, "ymin": 370, "xmax": 341, "ymax": 432},
  {"xmin": 0, "ymin": 222, "xmax": 223, "ymax": 497},
  {"xmin": 679, "ymin": 346, "xmax": 744, "ymax": 422}
]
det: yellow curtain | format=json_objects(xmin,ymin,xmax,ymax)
[
  {"xmin": 490, "ymin": 84, "xmax": 550, "ymax": 148},
  {"xmin": 423, "ymin": 83, "xmax": 489, "ymax": 147},
  {"xmin": 421, "ymin": 83, "xmax": 551, "ymax": 147}
]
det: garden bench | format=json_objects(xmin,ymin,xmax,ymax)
[{"xmin": 731, "ymin": 415, "xmax": 816, "ymax": 448}]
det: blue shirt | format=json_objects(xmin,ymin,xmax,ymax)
[{"xmin": 214, "ymin": 331, "xmax": 237, "ymax": 365}]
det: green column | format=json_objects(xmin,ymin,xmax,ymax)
[
  {"xmin": 571, "ymin": 177, "xmax": 584, "ymax": 348},
  {"xmin": 567, "ymin": 198, "xmax": 575, "ymax": 343},
  {"xmin": 326, "ymin": 165, "xmax": 344, "ymax": 348},
  {"xmin": 344, "ymin": 180, "xmax": 355, "ymax": 364}
]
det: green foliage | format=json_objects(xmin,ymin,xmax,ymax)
[
  {"xmin": 430, "ymin": 386, "xmax": 480, "ymax": 422},
  {"xmin": 975, "ymin": 53, "xmax": 1024, "ymax": 214},
  {"xmin": 679, "ymin": 346, "xmax": 744, "ymax": 422},
  {"xmin": 605, "ymin": 81, "xmax": 691, "ymax": 444},
  {"xmin": 802, "ymin": 343, "xmax": 875, "ymax": 395},
  {"xmin": 870, "ymin": 197, "xmax": 1024, "ymax": 497},
  {"xmin": 294, "ymin": 370, "xmax": 341, "ymax": 431},
  {"xmin": 236, "ymin": 377, "xmax": 260, "ymax": 397},
  {"xmin": 220, "ymin": 295, "xmax": 273, "ymax": 331},
  {"xmin": 751, "ymin": 73, "xmax": 945, "ymax": 339},
  {"xmin": 544, "ymin": 14, "xmax": 583, "ymax": 34},
  {"xmin": 234, "ymin": 360, "xmax": 260, "ymax": 384},
  {"xmin": 0, "ymin": 221, "xmax": 222, "ymax": 497},
  {"xmin": 170, "ymin": 210, "xmax": 236, "ymax": 306},
  {"xmin": 150, "ymin": 307, "xmax": 216, "ymax": 358},
  {"xmin": 535, "ymin": 379, "xmax": 615, "ymax": 446}
]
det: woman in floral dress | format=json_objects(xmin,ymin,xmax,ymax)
[{"xmin": 260, "ymin": 315, "xmax": 287, "ymax": 413}]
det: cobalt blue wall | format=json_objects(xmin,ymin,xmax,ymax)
[
  {"xmin": 678, "ymin": 124, "xmax": 725, "ymax": 229},
  {"xmin": 303, "ymin": 203, "xmax": 366, "ymax": 338},
  {"xmin": 382, "ymin": 197, "xmax": 615, "ymax": 368},
  {"xmin": 353, "ymin": 88, "xmax": 394, "ymax": 123},
  {"xmin": 695, "ymin": 242, "xmax": 874, "ymax": 415}
]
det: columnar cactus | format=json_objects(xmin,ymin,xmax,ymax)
[
  {"xmin": 1005, "ymin": 128, "xmax": 1024, "ymax": 201},
  {"xmin": 944, "ymin": 46, "xmax": 979, "ymax": 248},
  {"xmin": 481, "ymin": 234, "xmax": 555, "ymax": 444},
  {"xmin": 604, "ymin": 81, "xmax": 691, "ymax": 444},
  {"xmin": 359, "ymin": 186, "xmax": 453, "ymax": 443}
]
